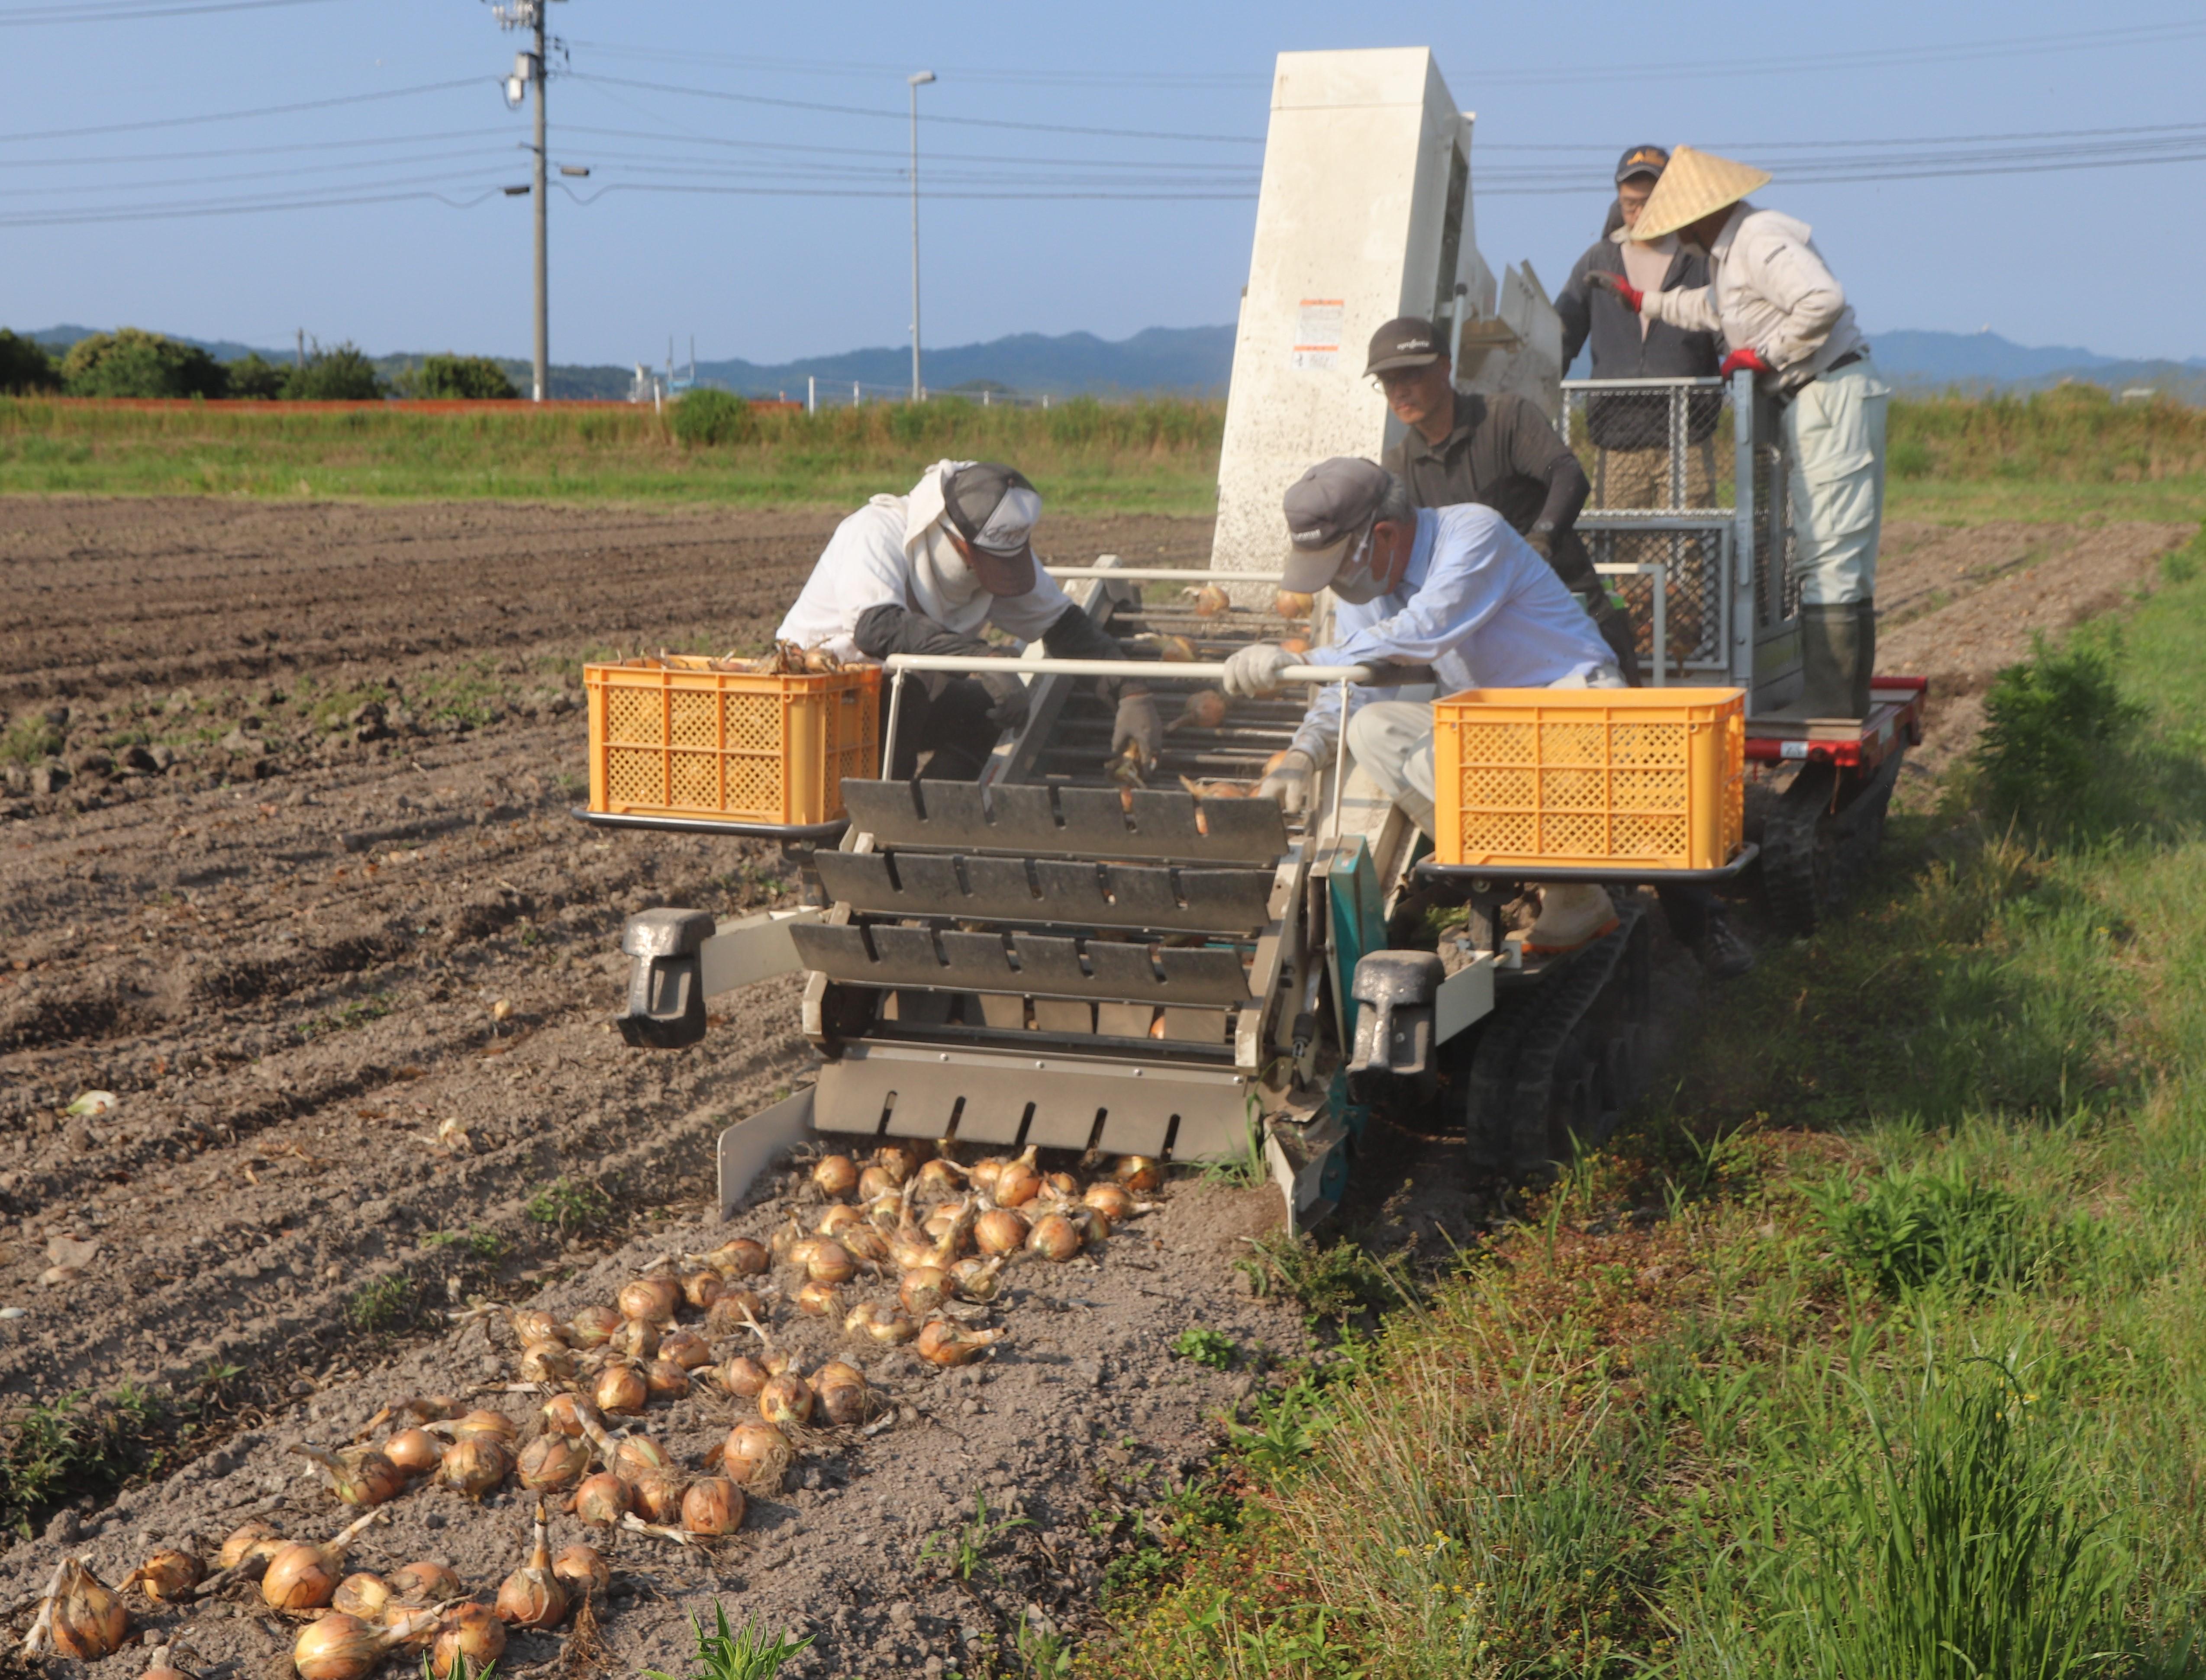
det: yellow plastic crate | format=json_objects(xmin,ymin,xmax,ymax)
[
  {"xmin": 1431, "ymin": 686, "xmax": 1745, "ymax": 871},
  {"xmin": 584, "ymin": 657, "xmax": 880, "ymax": 827}
]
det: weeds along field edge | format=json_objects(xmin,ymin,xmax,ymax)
[{"xmin": 1078, "ymin": 564, "xmax": 2206, "ymax": 1678}]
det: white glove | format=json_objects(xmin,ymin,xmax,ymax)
[
  {"xmin": 1257, "ymin": 748, "xmax": 1316, "ymax": 814},
  {"xmin": 1220, "ymin": 641, "xmax": 1297, "ymax": 699}
]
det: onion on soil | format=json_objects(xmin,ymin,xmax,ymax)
[
  {"xmin": 643, "ymin": 1358, "xmax": 690, "ymax": 1400},
  {"xmin": 815, "ymin": 1204, "xmax": 862, "ymax": 1237},
  {"xmin": 840, "ymin": 1223, "xmax": 892, "ymax": 1265},
  {"xmin": 1114, "ymin": 1154, "xmax": 1165, "ymax": 1193},
  {"xmin": 435, "ymin": 1435, "xmax": 514, "ymax": 1500},
  {"xmin": 517, "ymin": 1433, "xmax": 590, "ymax": 1493},
  {"xmin": 974, "ymin": 1208, "xmax": 1029, "ymax": 1256},
  {"xmin": 721, "ymin": 1354, "xmax": 771, "ymax": 1398},
  {"xmin": 429, "ymin": 1606, "xmax": 506, "ymax": 1680},
  {"xmin": 660, "ymin": 1328, "xmax": 713, "ymax": 1369},
  {"xmin": 796, "ymin": 1278, "xmax": 843, "ymax": 1318},
  {"xmin": 758, "ymin": 1371, "xmax": 814, "ymax": 1429},
  {"xmin": 593, "ymin": 1362, "xmax": 648, "ymax": 1416},
  {"xmin": 32, "ymin": 1558, "xmax": 129, "ymax": 1661},
  {"xmin": 217, "ymin": 1519, "xmax": 285, "ymax": 1572},
  {"xmin": 681, "ymin": 1477, "xmax": 745, "ymax": 1536},
  {"xmin": 509, "ymin": 1308, "xmax": 564, "ymax": 1346},
  {"xmin": 568, "ymin": 1473, "xmax": 631, "ymax": 1526},
  {"xmin": 630, "ymin": 1470, "xmax": 688, "ymax": 1525},
  {"xmin": 517, "ymin": 1340, "xmax": 579, "ymax": 1384},
  {"xmin": 261, "ymin": 1509, "xmax": 389, "ymax": 1611},
  {"xmin": 857, "ymin": 1164, "xmax": 899, "ymax": 1201},
  {"xmin": 613, "ymin": 1435, "xmax": 672, "ymax": 1480},
  {"xmin": 681, "ymin": 1269, "xmax": 724, "ymax": 1310},
  {"xmin": 900, "ymin": 1266, "xmax": 949, "ymax": 1316},
  {"xmin": 949, "ymin": 1255, "xmax": 1008, "ymax": 1302},
  {"xmin": 123, "ymin": 1548, "xmax": 203, "ymax": 1602},
  {"xmin": 540, "ymin": 1394, "xmax": 592, "ymax": 1438},
  {"xmin": 550, "ymin": 1545, "xmax": 608, "ymax": 1603},
  {"xmin": 814, "ymin": 1361, "xmax": 870, "ymax": 1426},
  {"xmin": 293, "ymin": 1608, "xmax": 441, "ymax": 1680},
  {"xmin": 1027, "ymin": 1213, "xmax": 1083, "ymax": 1262},
  {"xmin": 329, "ymin": 1574, "xmax": 390, "ymax": 1622},
  {"xmin": 388, "ymin": 1561, "xmax": 462, "ymax": 1604},
  {"xmin": 448, "ymin": 1409, "xmax": 518, "ymax": 1445},
  {"xmin": 608, "ymin": 1316, "xmax": 659, "ymax": 1361},
  {"xmin": 703, "ymin": 1236, "xmax": 770, "ymax": 1278},
  {"xmin": 384, "ymin": 1428, "xmax": 444, "ymax": 1477},
  {"xmin": 1083, "ymin": 1181, "xmax": 1135, "ymax": 1221},
  {"xmin": 812, "ymin": 1154, "xmax": 859, "ymax": 1199},
  {"xmin": 722, "ymin": 1422, "xmax": 794, "ymax": 1495},
  {"xmin": 494, "ymin": 1503, "xmax": 568, "ymax": 1631},
  {"xmin": 290, "ymin": 1445, "xmax": 406, "ymax": 1509},
  {"xmin": 804, "ymin": 1239, "xmax": 856, "ymax": 1285},
  {"xmin": 567, "ymin": 1305, "xmax": 622, "ymax": 1348},
  {"xmin": 617, "ymin": 1276, "xmax": 679, "ymax": 1325},
  {"xmin": 845, "ymin": 1301, "xmax": 916, "ymax": 1345},
  {"xmin": 703, "ymin": 1287, "xmax": 769, "ymax": 1337},
  {"xmin": 917, "ymin": 1321, "xmax": 1007, "ymax": 1367}
]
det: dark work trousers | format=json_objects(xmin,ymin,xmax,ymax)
[{"xmin": 888, "ymin": 676, "xmax": 997, "ymax": 782}]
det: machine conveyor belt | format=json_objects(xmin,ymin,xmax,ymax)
[
  {"xmin": 789, "ymin": 922, "xmax": 1255, "ymax": 1005},
  {"xmin": 812, "ymin": 850, "xmax": 1276, "ymax": 935},
  {"xmin": 840, "ymin": 779, "xmax": 1288, "ymax": 864}
]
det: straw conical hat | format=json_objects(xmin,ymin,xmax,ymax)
[{"xmin": 1630, "ymin": 145, "xmax": 1772, "ymax": 241}]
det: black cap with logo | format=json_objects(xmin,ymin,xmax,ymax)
[
  {"xmin": 1363, "ymin": 316, "xmax": 1445, "ymax": 378},
  {"xmin": 1614, "ymin": 145, "xmax": 1669, "ymax": 184}
]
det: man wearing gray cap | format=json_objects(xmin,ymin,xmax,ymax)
[
  {"xmin": 777, "ymin": 459, "xmax": 1161, "ymax": 780},
  {"xmin": 1220, "ymin": 457, "xmax": 1752, "ymax": 977}
]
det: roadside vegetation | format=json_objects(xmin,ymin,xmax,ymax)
[
  {"xmin": 5, "ymin": 383, "xmax": 2202, "ymax": 521},
  {"xmin": 1081, "ymin": 544, "xmax": 2206, "ymax": 1677}
]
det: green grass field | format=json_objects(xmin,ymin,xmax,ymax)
[
  {"xmin": 1081, "ymin": 545, "xmax": 2206, "ymax": 1679},
  {"xmin": 3, "ymin": 386, "xmax": 2202, "ymax": 525}
]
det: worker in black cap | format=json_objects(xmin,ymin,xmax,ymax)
[
  {"xmin": 776, "ymin": 459, "xmax": 1161, "ymax": 781},
  {"xmin": 1554, "ymin": 145, "xmax": 1723, "ymax": 511},
  {"xmin": 1366, "ymin": 316, "xmax": 1640, "ymax": 682}
]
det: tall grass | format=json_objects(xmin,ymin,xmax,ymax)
[
  {"xmin": 1888, "ymin": 385, "xmax": 2206, "ymax": 484},
  {"xmin": 0, "ymin": 393, "xmax": 1224, "ymax": 511},
  {"xmin": 1085, "ymin": 568, "xmax": 2206, "ymax": 1678}
]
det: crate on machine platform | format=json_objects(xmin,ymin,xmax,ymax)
[
  {"xmin": 584, "ymin": 657, "xmax": 879, "ymax": 827},
  {"xmin": 1431, "ymin": 686, "xmax": 1744, "ymax": 872}
]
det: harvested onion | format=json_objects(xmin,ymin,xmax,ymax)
[
  {"xmin": 758, "ymin": 1371, "xmax": 814, "ymax": 1429},
  {"xmin": 704, "ymin": 1288, "xmax": 769, "ymax": 1338},
  {"xmin": 681, "ymin": 1269, "xmax": 724, "ymax": 1310},
  {"xmin": 429, "ymin": 1605, "xmax": 506, "ymax": 1680},
  {"xmin": 494, "ymin": 1503, "xmax": 568, "ymax": 1631},
  {"xmin": 608, "ymin": 1316, "xmax": 659, "ymax": 1362},
  {"xmin": 704, "ymin": 1237, "xmax": 770, "ymax": 1278},
  {"xmin": 813, "ymin": 1154, "xmax": 859, "ymax": 1198},
  {"xmin": 618, "ymin": 1276, "xmax": 679, "ymax": 1326},
  {"xmin": 814, "ymin": 1361, "xmax": 870, "ymax": 1427},
  {"xmin": 681, "ymin": 1477, "xmax": 745, "ymax": 1536},
  {"xmin": 805, "ymin": 1239, "xmax": 856, "ymax": 1285},
  {"xmin": 660, "ymin": 1328, "xmax": 713, "ymax": 1370},
  {"xmin": 292, "ymin": 1445, "xmax": 405, "ymax": 1510},
  {"xmin": 643, "ymin": 1358, "xmax": 690, "ymax": 1400},
  {"xmin": 994, "ymin": 1147, "xmax": 1043, "ymax": 1208},
  {"xmin": 630, "ymin": 1470, "xmax": 687, "ymax": 1525},
  {"xmin": 722, "ymin": 1422, "xmax": 794, "ymax": 1495},
  {"xmin": 568, "ymin": 1305, "xmax": 622, "ymax": 1348},
  {"xmin": 435, "ymin": 1435, "xmax": 513, "ymax": 1500},
  {"xmin": 551, "ymin": 1545, "xmax": 608, "ymax": 1604},
  {"xmin": 915, "ymin": 1159, "xmax": 965, "ymax": 1198},
  {"xmin": 218, "ymin": 1519, "xmax": 286, "ymax": 1572},
  {"xmin": 815, "ymin": 1204, "xmax": 863, "ymax": 1237},
  {"xmin": 722, "ymin": 1354, "xmax": 771, "ymax": 1398},
  {"xmin": 39, "ymin": 1558, "xmax": 129, "ymax": 1661},
  {"xmin": 846, "ymin": 1301, "xmax": 916, "ymax": 1345},
  {"xmin": 518, "ymin": 1340, "xmax": 580, "ymax": 1384},
  {"xmin": 900, "ymin": 1266, "xmax": 949, "ymax": 1317},
  {"xmin": 841, "ymin": 1223, "xmax": 892, "ymax": 1265},
  {"xmin": 1186, "ymin": 583, "xmax": 1231, "ymax": 617},
  {"xmin": 541, "ymin": 1394, "xmax": 592, "ymax": 1439},
  {"xmin": 510, "ymin": 1308, "xmax": 564, "ymax": 1346},
  {"xmin": 1083, "ymin": 1181, "xmax": 1135, "ymax": 1221},
  {"xmin": 1028, "ymin": 1213, "xmax": 1083, "ymax": 1262},
  {"xmin": 593, "ymin": 1362, "xmax": 648, "ymax": 1416},
  {"xmin": 857, "ymin": 1165, "xmax": 899, "ymax": 1202},
  {"xmin": 517, "ymin": 1433, "xmax": 590, "ymax": 1493},
  {"xmin": 1114, "ymin": 1154, "xmax": 1164, "ymax": 1193},
  {"xmin": 974, "ymin": 1208, "xmax": 1029, "ymax": 1256},
  {"xmin": 1274, "ymin": 589, "xmax": 1314, "ymax": 620},
  {"xmin": 388, "ymin": 1561, "xmax": 462, "ymax": 1603},
  {"xmin": 384, "ymin": 1427, "xmax": 444, "ymax": 1477},
  {"xmin": 124, "ymin": 1548, "xmax": 203, "ymax": 1602},
  {"xmin": 797, "ymin": 1279, "xmax": 843, "ymax": 1318},
  {"xmin": 293, "ymin": 1608, "xmax": 440, "ymax": 1680},
  {"xmin": 262, "ymin": 1509, "xmax": 388, "ymax": 1611},
  {"xmin": 330, "ymin": 1573, "xmax": 390, "ymax": 1622},
  {"xmin": 450, "ymin": 1409, "xmax": 518, "ymax": 1445},
  {"xmin": 568, "ymin": 1473, "xmax": 631, "ymax": 1526},
  {"xmin": 950, "ymin": 1255, "xmax": 1008, "ymax": 1302},
  {"xmin": 918, "ymin": 1321, "xmax": 1006, "ymax": 1367},
  {"xmin": 613, "ymin": 1435, "xmax": 671, "ymax": 1480}
]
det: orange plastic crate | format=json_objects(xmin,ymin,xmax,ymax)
[
  {"xmin": 1430, "ymin": 686, "xmax": 1745, "ymax": 871},
  {"xmin": 584, "ymin": 657, "xmax": 880, "ymax": 827}
]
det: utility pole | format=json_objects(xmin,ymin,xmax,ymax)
[
  {"xmin": 907, "ymin": 71, "xmax": 935, "ymax": 403},
  {"xmin": 491, "ymin": 1, "xmax": 560, "ymax": 402}
]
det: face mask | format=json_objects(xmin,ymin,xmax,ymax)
[{"xmin": 1328, "ymin": 526, "xmax": 1384, "ymax": 603}]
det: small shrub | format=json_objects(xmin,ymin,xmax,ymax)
[
  {"xmin": 526, "ymin": 1176, "xmax": 612, "ymax": 1233},
  {"xmin": 1809, "ymin": 1162, "xmax": 2092, "ymax": 1297},
  {"xmin": 223, "ymin": 354, "xmax": 290, "ymax": 401},
  {"xmin": 0, "ymin": 715, "xmax": 64, "ymax": 765},
  {"xmin": 396, "ymin": 354, "xmax": 519, "ymax": 400},
  {"xmin": 0, "ymin": 329, "xmax": 59, "ymax": 395},
  {"xmin": 0, "ymin": 1387, "xmax": 164, "ymax": 1540},
  {"xmin": 345, "ymin": 1274, "xmax": 415, "ymax": 1332},
  {"xmin": 287, "ymin": 341, "xmax": 384, "ymax": 401},
  {"xmin": 1233, "ymin": 1231, "xmax": 1407, "ymax": 1322},
  {"xmin": 670, "ymin": 387, "xmax": 758, "ymax": 447},
  {"xmin": 60, "ymin": 328, "xmax": 226, "ymax": 399},
  {"xmin": 1887, "ymin": 436, "xmax": 1934, "ymax": 479},
  {"xmin": 1971, "ymin": 635, "xmax": 2145, "ymax": 826},
  {"xmin": 645, "ymin": 1601, "xmax": 812, "ymax": 1680},
  {"xmin": 1171, "ymin": 1327, "xmax": 1237, "ymax": 1369}
]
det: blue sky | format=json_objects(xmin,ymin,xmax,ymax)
[{"xmin": 0, "ymin": 0, "xmax": 2200, "ymax": 367}]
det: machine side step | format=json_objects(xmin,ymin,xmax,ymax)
[
  {"xmin": 814, "ymin": 849, "xmax": 1276, "ymax": 934},
  {"xmin": 842, "ymin": 779, "xmax": 1288, "ymax": 863},
  {"xmin": 790, "ymin": 922, "xmax": 1256, "ymax": 1006}
]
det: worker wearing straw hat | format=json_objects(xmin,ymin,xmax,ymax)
[{"xmin": 1590, "ymin": 146, "xmax": 1890, "ymax": 720}]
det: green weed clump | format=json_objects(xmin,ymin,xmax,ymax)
[
  {"xmin": 645, "ymin": 1601, "xmax": 811, "ymax": 1680},
  {"xmin": 1973, "ymin": 635, "xmax": 2147, "ymax": 831},
  {"xmin": 0, "ymin": 1387, "xmax": 164, "ymax": 1540},
  {"xmin": 1809, "ymin": 1162, "xmax": 2096, "ymax": 1298}
]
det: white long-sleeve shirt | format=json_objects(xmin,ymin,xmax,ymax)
[
  {"xmin": 775, "ymin": 496, "xmax": 1074, "ymax": 664},
  {"xmin": 1638, "ymin": 202, "xmax": 1863, "ymax": 383},
  {"xmin": 1290, "ymin": 504, "xmax": 1615, "ymax": 760}
]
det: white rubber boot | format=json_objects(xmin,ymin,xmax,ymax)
[{"xmin": 1524, "ymin": 883, "xmax": 1620, "ymax": 955}]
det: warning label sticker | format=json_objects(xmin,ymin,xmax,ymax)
[{"xmin": 1291, "ymin": 299, "xmax": 1344, "ymax": 370}]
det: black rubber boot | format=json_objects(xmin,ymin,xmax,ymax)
[
  {"xmin": 1792, "ymin": 603, "xmax": 1863, "ymax": 721},
  {"xmin": 1852, "ymin": 597, "xmax": 1877, "ymax": 718}
]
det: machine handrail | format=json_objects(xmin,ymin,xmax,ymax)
[
  {"xmin": 1042, "ymin": 567, "xmax": 1290, "ymax": 583},
  {"xmin": 882, "ymin": 653, "xmax": 1374, "ymax": 684},
  {"xmin": 1559, "ymin": 375, "xmax": 1726, "ymax": 391}
]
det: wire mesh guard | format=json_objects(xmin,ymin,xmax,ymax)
[{"xmin": 587, "ymin": 660, "xmax": 880, "ymax": 826}]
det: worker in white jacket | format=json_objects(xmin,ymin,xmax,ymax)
[
  {"xmin": 1590, "ymin": 145, "xmax": 1890, "ymax": 720},
  {"xmin": 777, "ymin": 460, "xmax": 1161, "ymax": 780}
]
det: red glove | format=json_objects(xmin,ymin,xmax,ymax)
[
  {"xmin": 1719, "ymin": 347, "xmax": 1773, "ymax": 378},
  {"xmin": 1588, "ymin": 270, "xmax": 1643, "ymax": 312}
]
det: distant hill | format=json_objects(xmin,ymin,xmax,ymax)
[
  {"xmin": 1864, "ymin": 328, "xmax": 2206, "ymax": 402},
  {"xmin": 695, "ymin": 325, "xmax": 1237, "ymax": 399}
]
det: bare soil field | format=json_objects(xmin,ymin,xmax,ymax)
[{"xmin": 0, "ymin": 498, "xmax": 2186, "ymax": 1677}]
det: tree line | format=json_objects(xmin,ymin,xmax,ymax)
[{"xmin": 0, "ymin": 327, "xmax": 518, "ymax": 401}]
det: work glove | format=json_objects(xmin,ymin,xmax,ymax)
[
  {"xmin": 1258, "ymin": 749, "xmax": 1317, "ymax": 815},
  {"xmin": 977, "ymin": 669, "xmax": 1030, "ymax": 731},
  {"xmin": 1587, "ymin": 271, "xmax": 1644, "ymax": 312},
  {"xmin": 1719, "ymin": 346, "xmax": 1774, "ymax": 379},
  {"xmin": 1111, "ymin": 690, "xmax": 1163, "ymax": 768},
  {"xmin": 1220, "ymin": 641, "xmax": 1298, "ymax": 699}
]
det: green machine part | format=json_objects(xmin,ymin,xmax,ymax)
[{"xmin": 1320, "ymin": 834, "xmax": 1387, "ymax": 1163}]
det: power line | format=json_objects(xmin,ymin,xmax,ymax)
[
  {"xmin": 571, "ymin": 72, "xmax": 1264, "ymax": 145},
  {"xmin": 0, "ymin": 0, "xmax": 335, "ymax": 21},
  {"xmin": 563, "ymin": 39, "xmax": 1268, "ymax": 90},
  {"xmin": 0, "ymin": 78, "xmax": 486, "ymax": 145},
  {"xmin": 8, "ymin": 126, "xmax": 514, "ymax": 168}
]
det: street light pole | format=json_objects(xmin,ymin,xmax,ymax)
[
  {"xmin": 907, "ymin": 70, "xmax": 935, "ymax": 404},
  {"xmin": 531, "ymin": 1, "xmax": 548, "ymax": 402}
]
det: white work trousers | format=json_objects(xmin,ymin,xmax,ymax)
[
  {"xmin": 1345, "ymin": 664, "xmax": 1628, "ymax": 835},
  {"xmin": 1782, "ymin": 358, "xmax": 1891, "ymax": 607}
]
